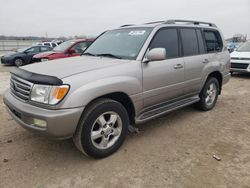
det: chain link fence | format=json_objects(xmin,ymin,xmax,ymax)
[{"xmin": 0, "ymin": 40, "xmax": 42, "ymax": 55}]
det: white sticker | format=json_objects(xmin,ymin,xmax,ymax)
[{"xmin": 129, "ymin": 30, "xmax": 146, "ymax": 36}]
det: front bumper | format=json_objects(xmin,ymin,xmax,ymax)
[
  {"xmin": 230, "ymin": 61, "xmax": 250, "ymax": 73},
  {"xmin": 3, "ymin": 90, "xmax": 84, "ymax": 139},
  {"xmin": 1, "ymin": 57, "xmax": 13, "ymax": 65},
  {"xmin": 230, "ymin": 68, "xmax": 250, "ymax": 73}
]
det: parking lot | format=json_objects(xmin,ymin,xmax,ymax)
[{"xmin": 0, "ymin": 64, "xmax": 250, "ymax": 187}]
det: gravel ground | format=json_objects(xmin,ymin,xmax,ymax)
[{"xmin": 0, "ymin": 64, "xmax": 250, "ymax": 188}]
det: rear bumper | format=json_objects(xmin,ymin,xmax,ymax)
[{"xmin": 3, "ymin": 90, "xmax": 84, "ymax": 139}]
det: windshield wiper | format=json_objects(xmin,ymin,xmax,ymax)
[
  {"xmin": 95, "ymin": 53, "xmax": 122, "ymax": 59},
  {"xmin": 81, "ymin": 52, "xmax": 97, "ymax": 56}
]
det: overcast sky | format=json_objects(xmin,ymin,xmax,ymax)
[{"xmin": 0, "ymin": 0, "xmax": 249, "ymax": 38}]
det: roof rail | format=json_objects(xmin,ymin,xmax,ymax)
[
  {"xmin": 120, "ymin": 24, "xmax": 134, "ymax": 27},
  {"xmin": 144, "ymin": 21, "xmax": 165, "ymax": 25},
  {"xmin": 165, "ymin": 19, "xmax": 217, "ymax": 27}
]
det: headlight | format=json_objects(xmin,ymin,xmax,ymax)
[{"xmin": 30, "ymin": 84, "xmax": 69, "ymax": 105}]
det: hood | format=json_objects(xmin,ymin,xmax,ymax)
[
  {"xmin": 3, "ymin": 51, "xmax": 22, "ymax": 58},
  {"xmin": 21, "ymin": 55, "xmax": 129, "ymax": 79},
  {"xmin": 33, "ymin": 51, "xmax": 58, "ymax": 58},
  {"xmin": 231, "ymin": 51, "xmax": 250, "ymax": 58}
]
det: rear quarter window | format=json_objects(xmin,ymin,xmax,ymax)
[{"xmin": 203, "ymin": 30, "xmax": 223, "ymax": 53}]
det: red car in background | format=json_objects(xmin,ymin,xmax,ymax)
[{"xmin": 33, "ymin": 39, "xmax": 94, "ymax": 62}]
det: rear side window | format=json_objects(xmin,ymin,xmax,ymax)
[
  {"xmin": 149, "ymin": 28, "xmax": 179, "ymax": 59},
  {"xmin": 180, "ymin": 28, "xmax": 199, "ymax": 56},
  {"xmin": 204, "ymin": 30, "xmax": 223, "ymax": 53}
]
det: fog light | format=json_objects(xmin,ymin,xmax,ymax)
[{"xmin": 33, "ymin": 118, "xmax": 47, "ymax": 128}]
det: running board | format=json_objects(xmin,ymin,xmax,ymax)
[{"xmin": 135, "ymin": 96, "xmax": 200, "ymax": 124}]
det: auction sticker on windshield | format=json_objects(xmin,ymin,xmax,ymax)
[{"xmin": 129, "ymin": 30, "xmax": 146, "ymax": 35}]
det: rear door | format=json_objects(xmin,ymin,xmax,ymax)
[
  {"xmin": 180, "ymin": 28, "xmax": 209, "ymax": 95},
  {"xmin": 142, "ymin": 28, "xmax": 185, "ymax": 107}
]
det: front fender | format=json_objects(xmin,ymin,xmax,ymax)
[{"xmin": 62, "ymin": 76, "xmax": 142, "ymax": 108}]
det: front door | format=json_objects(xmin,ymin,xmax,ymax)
[{"xmin": 142, "ymin": 28, "xmax": 184, "ymax": 108}]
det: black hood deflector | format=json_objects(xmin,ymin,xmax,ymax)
[{"xmin": 11, "ymin": 68, "xmax": 63, "ymax": 85}]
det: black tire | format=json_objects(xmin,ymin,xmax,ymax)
[
  {"xmin": 73, "ymin": 98, "xmax": 129, "ymax": 158},
  {"xmin": 14, "ymin": 58, "xmax": 24, "ymax": 67},
  {"xmin": 196, "ymin": 77, "xmax": 220, "ymax": 111}
]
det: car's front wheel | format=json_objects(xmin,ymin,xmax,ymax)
[
  {"xmin": 73, "ymin": 98, "xmax": 129, "ymax": 158},
  {"xmin": 197, "ymin": 77, "xmax": 219, "ymax": 111},
  {"xmin": 14, "ymin": 58, "xmax": 24, "ymax": 66}
]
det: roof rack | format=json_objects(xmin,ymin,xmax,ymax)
[
  {"xmin": 120, "ymin": 19, "xmax": 216, "ymax": 28},
  {"xmin": 164, "ymin": 19, "xmax": 217, "ymax": 27},
  {"xmin": 144, "ymin": 21, "xmax": 165, "ymax": 25}
]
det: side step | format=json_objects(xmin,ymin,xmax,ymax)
[{"xmin": 135, "ymin": 96, "xmax": 200, "ymax": 124}]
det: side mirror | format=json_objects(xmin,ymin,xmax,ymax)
[
  {"xmin": 144, "ymin": 48, "xmax": 166, "ymax": 63},
  {"xmin": 68, "ymin": 49, "xmax": 75, "ymax": 54}
]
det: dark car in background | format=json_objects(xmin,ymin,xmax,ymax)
[
  {"xmin": 33, "ymin": 39, "xmax": 94, "ymax": 62},
  {"xmin": 1, "ymin": 45, "xmax": 52, "ymax": 66}
]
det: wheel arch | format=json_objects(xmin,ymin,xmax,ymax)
[
  {"xmin": 85, "ymin": 92, "xmax": 136, "ymax": 125},
  {"xmin": 207, "ymin": 71, "xmax": 223, "ymax": 94}
]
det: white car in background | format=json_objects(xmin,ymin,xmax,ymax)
[
  {"xmin": 230, "ymin": 41, "xmax": 250, "ymax": 73},
  {"xmin": 37, "ymin": 41, "xmax": 62, "ymax": 48}
]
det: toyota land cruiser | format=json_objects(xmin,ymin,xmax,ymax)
[{"xmin": 3, "ymin": 20, "xmax": 230, "ymax": 158}]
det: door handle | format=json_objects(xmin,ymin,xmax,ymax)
[
  {"xmin": 203, "ymin": 59, "xmax": 209, "ymax": 64},
  {"xmin": 174, "ymin": 64, "xmax": 183, "ymax": 69}
]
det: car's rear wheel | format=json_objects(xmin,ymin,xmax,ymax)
[
  {"xmin": 73, "ymin": 98, "xmax": 129, "ymax": 158},
  {"xmin": 197, "ymin": 77, "xmax": 219, "ymax": 111},
  {"xmin": 14, "ymin": 58, "xmax": 24, "ymax": 66}
]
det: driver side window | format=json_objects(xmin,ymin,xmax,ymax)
[
  {"xmin": 26, "ymin": 46, "xmax": 39, "ymax": 53},
  {"xmin": 72, "ymin": 42, "xmax": 87, "ymax": 53},
  {"xmin": 149, "ymin": 28, "xmax": 179, "ymax": 59}
]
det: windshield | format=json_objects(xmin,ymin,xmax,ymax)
[
  {"xmin": 236, "ymin": 42, "xmax": 250, "ymax": 52},
  {"xmin": 53, "ymin": 40, "xmax": 75, "ymax": 52},
  {"xmin": 84, "ymin": 27, "xmax": 153, "ymax": 60}
]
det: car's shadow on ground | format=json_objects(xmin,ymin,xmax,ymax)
[{"xmin": 231, "ymin": 72, "xmax": 250, "ymax": 79}]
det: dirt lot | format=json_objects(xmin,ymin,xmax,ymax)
[{"xmin": 0, "ymin": 64, "xmax": 250, "ymax": 188}]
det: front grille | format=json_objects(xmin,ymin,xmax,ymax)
[
  {"xmin": 231, "ymin": 63, "xmax": 249, "ymax": 69},
  {"xmin": 10, "ymin": 75, "xmax": 33, "ymax": 101},
  {"xmin": 231, "ymin": 57, "xmax": 250, "ymax": 61},
  {"xmin": 1, "ymin": 57, "xmax": 5, "ymax": 64},
  {"xmin": 32, "ymin": 58, "xmax": 41, "ymax": 63}
]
